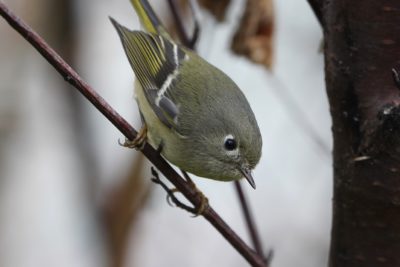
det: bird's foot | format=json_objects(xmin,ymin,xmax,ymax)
[
  {"xmin": 151, "ymin": 167, "xmax": 208, "ymax": 216},
  {"xmin": 181, "ymin": 170, "xmax": 209, "ymax": 216},
  {"xmin": 119, "ymin": 125, "xmax": 147, "ymax": 150}
]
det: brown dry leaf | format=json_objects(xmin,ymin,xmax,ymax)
[
  {"xmin": 231, "ymin": 0, "xmax": 275, "ymax": 70},
  {"xmin": 101, "ymin": 154, "xmax": 151, "ymax": 267},
  {"xmin": 197, "ymin": 0, "xmax": 231, "ymax": 22}
]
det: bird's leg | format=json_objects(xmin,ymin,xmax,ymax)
[
  {"xmin": 151, "ymin": 167, "xmax": 197, "ymax": 214},
  {"xmin": 156, "ymin": 141, "xmax": 164, "ymax": 154},
  {"xmin": 119, "ymin": 124, "xmax": 147, "ymax": 150},
  {"xmin": 151, "ymin": 168, "xmax": 209, "ymax": 216},
  {"xmin": 180, "ymin": 170, "xmax": 209, "ymax": 216}
]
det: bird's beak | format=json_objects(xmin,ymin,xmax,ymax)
[{"xmin": 240, "ymin": 167, "xmax": 256, "ymax": 189}]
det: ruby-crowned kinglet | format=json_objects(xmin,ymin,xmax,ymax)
[{"xmin": 111, "ymin": 0, "xmax": 262, "ymax": 188}]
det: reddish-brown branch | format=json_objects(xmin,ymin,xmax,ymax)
[
  {"xmin": 234, "ymin": 181, "xmax": 267, "ymax": 260},
  {"xmin": 0, "ymin": 2, "xmax": 267, "ymax": 266}
]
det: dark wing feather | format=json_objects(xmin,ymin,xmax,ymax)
[{"xmin": 110, "ymin": 17, "xmax": 186, "ymax": 129}]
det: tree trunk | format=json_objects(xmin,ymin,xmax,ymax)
[{"xmin": 308, "ymin": 1, "xmax": 400, "ymax": 266}]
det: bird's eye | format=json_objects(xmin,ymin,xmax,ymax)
[{"xmin": 224, "ymin": 138, "xmax": 237, "ymax": 151}]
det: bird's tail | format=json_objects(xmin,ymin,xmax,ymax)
[{"xmin": 129, "ymin": 0, "xmax": 171, "ymax": 39}]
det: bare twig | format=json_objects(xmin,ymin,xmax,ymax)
[
  {"xmin": 0, "ymin": 2, "xmax": 267, "ymax": 266},
  {"xmin": 167, "ymin": 0, "xmax": 199, "ymax": 49},
  {"xmin": 234, "ymin": 181, "xmax": 266, "ymax": 259},
  {"xmin": 271, "ymin": 77, "xmax": 330, "ymax": 156}
]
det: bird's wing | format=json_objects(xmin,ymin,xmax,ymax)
[{"xmin": 111, "ymin": 18, "xmax": 187, "ymax": 130}]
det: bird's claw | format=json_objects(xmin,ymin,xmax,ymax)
[
  {"xmin": 119, "ymin": 125, "xmax": 147, "ymax": 150},
  {"xmin": 151, "ymin": 167, "xmax": 208, "ymax": 216}
]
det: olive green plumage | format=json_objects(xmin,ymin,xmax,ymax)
[{"xmin": 111, "ymin": 0, "xmax": 262, "ymax": 187}]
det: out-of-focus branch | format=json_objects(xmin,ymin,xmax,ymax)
[
  {"xmin": 167, "ymin": 0, "xmax": 199, "ymax": 49},
  {"xmin": 234, "ymin": 181, "xmax": 268, "ymax": 261},
  {"xmin": 0, "ymin": 2, "xmax": 267, "ymax": 266}
]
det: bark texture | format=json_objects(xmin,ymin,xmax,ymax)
[{"xmin": 311, "ymin": 1, "xmax": 400, "ymax": 266}]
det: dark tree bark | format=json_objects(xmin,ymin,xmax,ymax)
[{"xmin": 308, "ymin": 1, "xmax": 400, "ymax": 266}]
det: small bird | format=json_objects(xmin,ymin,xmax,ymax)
[{"xmin": 111, "ymin": 0, "xmax": 262, "ymax": 188}]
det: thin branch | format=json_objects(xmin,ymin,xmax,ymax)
[
  {"xmin": 0, "ymin": 2, "xmax": 267, "ymax": 266},
  {"xmin": 307, "ymin": 0, "xmax": 324, "ymax": 26},
  {"xmin": 234, "ymin": 181, "xmax": 266, "ymax": 259},
  {"xmin": 167, "ymin": 0, "xmax": 199, "ymax": 49},
  {"xmin": 271, "ymin": 77, "xmax": 330, "ymax": 156}
]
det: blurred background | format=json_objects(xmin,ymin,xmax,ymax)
[{"xmin": 0, "ymin": 0, "xmax": 331, "ymax": 266}]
